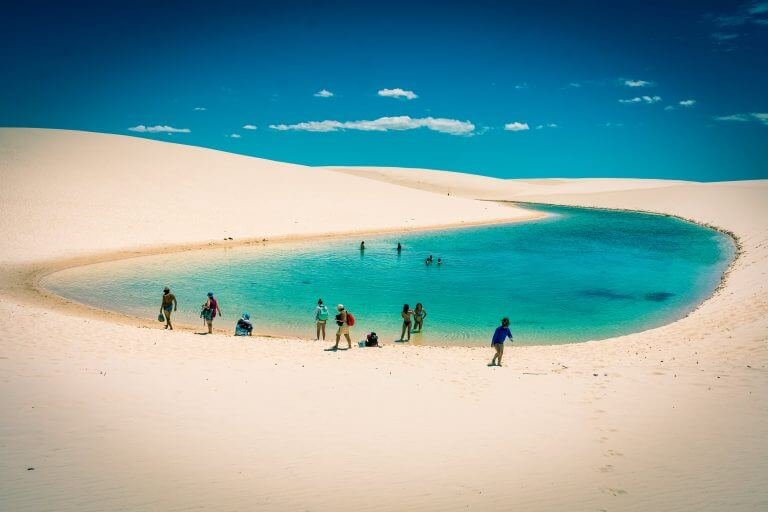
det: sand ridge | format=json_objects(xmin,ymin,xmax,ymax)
[{"xmin": 0, "ymin": 130, "xmax": 766, "ymax": 511}]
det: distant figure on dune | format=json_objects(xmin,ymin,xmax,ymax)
[
  {"xmin": 413, "ymin": 303, "xmax": 427, "ymax": 332},
  {"xmin": 314, "ymin": 298, "xmax": 329, "ymax": 340},
  {"xmin": 490, "ymin": 317, "xmax": 514, "ymax": 367},
  {"xmin": 334, "ymin": 304, "xmax": 353, "ymax": 350},
  {"xmin": 400, "ymin": 303, "xmax": 413, "ymax": 341},
  {"xmin": 159, "ymin": 287, "xmax": 177, "ymax": 330},
  {"xmin": 235, "ymin": 312, "xmax": 253, "ymax": 336},
  {"xmin": 360, "ymin": 241, "xmax": 365, "ymax": 251},
  {"xmin": 201, "ymin": 291, "xmax": 222, "ymax": 334}
]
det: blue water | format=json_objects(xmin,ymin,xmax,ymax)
[{"xmin": 43, "ymin": 205, "xmax": 735, "ymax": 345}]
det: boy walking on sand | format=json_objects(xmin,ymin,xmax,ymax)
[{"xmin": 490, "ymin": 317, "xmax": 513, "ymax": 366}]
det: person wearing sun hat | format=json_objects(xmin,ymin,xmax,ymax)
[
  {"xmin": 333, "ymin": 303, "xmax": 352, "ymax": 350},
  {"xmin": 201, "ymin": 291, "xmax": 222, "ymax": 334},
  {"xmin": 235, "ymin": 312, "xmax": 253, "ymax": 336},
  {"xmin": 159, "ymin": 286, "xmax": 177, "ymax": 330}
]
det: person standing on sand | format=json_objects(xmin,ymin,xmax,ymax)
[
  {"xmin": 334, "ymin": 304, "xmax": 352, "ymax": 350},
  {"xmin": 202, "ymin": 291, "xmax": 222, "ymax": 334},
  {"xmin": 160, "ymin": 287, "xmax": 177, "ymax": 330},
  {"xmin": 490, "ymin": 317, "xmax": 514, "ymax": 366},
  {"xmin": 413, "ymin": 303, "xmax": 427, "ymax": 332},
  {"xmin": 400, "ymin": 303, "xmax": 413, "ymax": 341},
  {"xmin": 314, "ymin": 298, "xmax": 329, "ymax": 340}
]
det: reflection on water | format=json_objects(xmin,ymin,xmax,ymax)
[{"xmin": 44, "ymin": 205, "xmax": 734, "ymax": 346}]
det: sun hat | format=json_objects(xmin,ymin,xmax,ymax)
[
  {"xmin": 207, "ymin": 291, "xmax": 214, "ymax": 297},
  {"xmin": 243, "ymin": 313, "xmax": 250, "ymax": 320},
  {"xmin": 337, "ymin": 304, "xmax": 344, "ymax": 310}
]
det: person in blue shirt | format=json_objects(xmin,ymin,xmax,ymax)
[{"xmin": 490, "ymin": 317, "xmax": 513, "ymax": 366}]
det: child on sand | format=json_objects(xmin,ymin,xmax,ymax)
[{"xmin": 490, "ymin": 317, "xmax": 513, "ymax": 366}]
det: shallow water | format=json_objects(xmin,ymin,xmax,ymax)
[{"xmin": 44, "ymin": 205, "xmax": 735, "ymax": 345}]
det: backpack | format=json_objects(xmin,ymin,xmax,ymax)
[
  {"xmin": 317, "ymin": 305, "xmax": 329, "ymax": 321},
  {"xmin": 346, "ymin": 311, "xmax": 355, "ymax": 327}
]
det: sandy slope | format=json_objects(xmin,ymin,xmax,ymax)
[{"xmin": 0, "ymin": 130, "xmax": 766, "ymax": 512}]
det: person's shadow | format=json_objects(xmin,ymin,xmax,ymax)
[{"xmin": 324, "ymin": 346, "xmax": 349, "ymax": 351}]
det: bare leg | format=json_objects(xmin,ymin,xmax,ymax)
[
  {"xmin": 406, "ymin": 323, "xmax": 411, "ymax": 341},
  {"xmin": 344, "ymin": 333, "xmax": 352, "ymax": 349},
  {"xmin": 316, "ymin": 322, "xmax": 320, "ymax": 340},
  {"xmin": 207, "ymin": 320, "xmax": 213, "ymax": 334},
  {"xmin": 497, "ymin": 344, "xmax": 504, "ymax": 366},
  {"xmin": 321, "ymin": 323, "xmax": 326, "ymax": 340},
  {"xmin": 164, "ymin": 310, "xmax": 173, "ymax": 330},
  {"xmin": 400, "ymin": 323, "xmax": 407, "ymax": 341},
  {"xmin": 334, "ymin": 332, "xmax": 340, "ymax": 349}
]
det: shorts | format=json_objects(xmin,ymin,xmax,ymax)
[
  {"xmin": 316, "ymin": 320, "xmax": 327, "ymax": 325},
  {"xmin": 163, "ymin": 305, "xmax": 173, "ymax": 312},
  {"xmin": 338, "ymin": 324, "xmax": 349, "ymax": 335}
]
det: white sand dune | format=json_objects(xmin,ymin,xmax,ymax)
[{"xmin": 1, "ymin": 129, "xmax": 766, "ymax": 511}]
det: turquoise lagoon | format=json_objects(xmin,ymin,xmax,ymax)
[{"xmin": 44, "ymin": 205, "xmax": 735, "ymax": 345}]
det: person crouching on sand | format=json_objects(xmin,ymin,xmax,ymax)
[
  {"xmin": 490, "ymin": 317, "xmax": 514, "ymax": 366},
  {"xmin": 160, "ymin": 287, "xmax": 177, "ymax": 330},
  {"xmin": 334, "ymin": 304, "xmax": 352, "ymax": 350},
  {"xmin": 201, "ymin": 291, "xmax": 222, "ymax": 334}
]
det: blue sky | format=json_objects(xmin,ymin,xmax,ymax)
[{"xmin": 1, "ymin": 0, "xmax": 766, "ymax": 180}]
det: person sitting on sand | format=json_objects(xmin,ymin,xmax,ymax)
[
  {"xmin": 235, "ymin": 312, "xmax": 253, "ymax": 336},
  {"xmin": 413, "ymin": 303, "xmax": 427, "ymax": 332},
  {"xmin": 334, "ymin": 304, "xmax": 352, "ymax": 350},
  {"xmin": 315, "ymin": 298, "xmax": 329, "ymax": 341},
  {"xmin": 490, "ymin": 317, "xmax": 514, "ymax": 367},
  {"xmin": 201, "ymin": 291, "xmax": 222, "ymax": 334},
  {"xmin": 160, "ymin": 286, "xmax": 177, "ymax": 330},
  {"xmin": 365, "ymin": 332, "xmax": 380, "ymax": 347},
  {"xmin": 400, "ymin": 303, "xmax": 414, "ymax": 341}
]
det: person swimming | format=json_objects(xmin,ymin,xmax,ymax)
[
  {"xmin": 437, "ymin": 257, "xmax": 442, "ymax": 266},
  {"xmin": 360, "ymin": 241, "xmax": 366, "ymax": 251}
]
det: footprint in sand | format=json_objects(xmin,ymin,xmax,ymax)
[
  {"xmin": 597, "ymin": 464, "xmax": 614, "ymax": 473},
  {"xmin": 605, "ymin": 449, "xmax": 624, "ymax": 457},
  {"xmin": 601, "ymin": 487, "xmax": 628, "ymax": 496}
]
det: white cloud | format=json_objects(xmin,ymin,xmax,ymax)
[
  {"xmin": 514, "ymin": 83, "xmax": 529, "ymax": 90},
  {"xmin": 270, "ymin": 115, "xmax": 474, "ymax": 135},
  {"xmin": 750, "ymin": 2, "xmax": 768, "ymax": 14},
  {"xmin": 377, "ymin": 88, "xmax": 418, "ymax": 100},
  {"xmin": 242, "ymin": 124, "xmax": 258, "ymax": 130},
  {"xmin": 713, "ymin": 113, "xmax": 768, "ymax": 124},
  {"xmin": 711, "ymin": 32, "xmax": 739, "ymax": 41},
  {"xmin": 314, "ymin": 89, "xmax": 334, "ymax": 98},
  {"xmin": 194, "ymin": 107, "xmax": 207, "ymax": 111},
  {"xmin": 229, "ymin": 133, "xmax": 241, "ymax": 138},
  {"xmin": 624, "ymin": 79, "xmax": 654, "ymax": 87},
  {"xmin": 619, "ymin": 95, "xmax": 662, "ymax": 104},
  {"xmin": 567, "ymin": 82, "xmax": 581, "ymax": 88},
  {"xmin": 504, "ymin": 122, "xmax": 530, "ymax": 132},
  {"xmin": 535, "ymin": 123, "xmax": 558, "ymax": 130},
  {"xmin": 679, "ymin": 99, "xmax": 696, "ymax": 107},
  {"xmin": 128, "ymin": 125, "xmax": 190, "ymax": 133}
]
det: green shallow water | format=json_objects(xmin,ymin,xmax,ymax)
[{"xmin": 43, "ymin": 205, "xmax": 735, "ymax": 345}]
